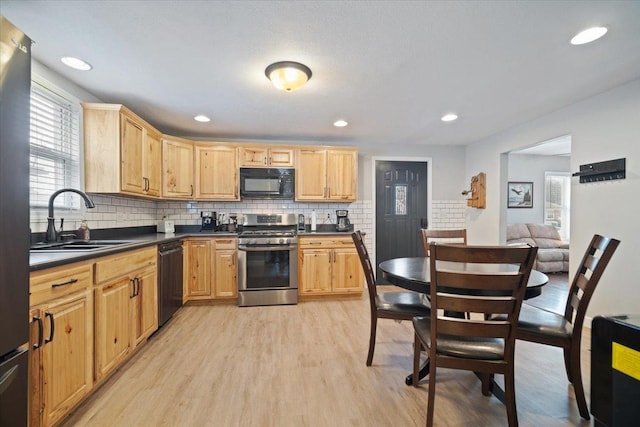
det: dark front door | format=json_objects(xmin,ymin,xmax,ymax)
[{"xmin": 375, "ymin": 161, "xmax": 428, "ymax": 283}]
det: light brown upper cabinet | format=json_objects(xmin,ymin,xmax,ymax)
[
  {"xmin": 83, "ymin": 103, "xmax": 162, "ymax": 198},
  {"xmin": 239, "ymin": 145, "xmax": 295, "ymax": 168},
  {"xmin": 194, "ymin": 143, "xmax": 239, "ymax": 200},
  {"xmin": 162, "ymin": 136, "xmax": 194, "ymax": 199},
  {"xmin": 295, "ymin": 147, "xmax": 358, "ymax": 201}
]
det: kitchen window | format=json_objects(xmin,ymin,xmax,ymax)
[{"xmin": 29, "ymin": 79, "xmax": 81, "ymax": 209}]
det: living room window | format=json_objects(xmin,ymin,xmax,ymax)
[
  {"xmin": 29, "ymin": 79, "xmax": 81, "ymax": 210},
  {"xmin": 544, "ymin": 171, "xmax": 570, "ymax": 240}
]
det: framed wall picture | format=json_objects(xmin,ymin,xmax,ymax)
[{"xmin": 507, "ymin": 182, "xmax": 533, "ymax": 208}]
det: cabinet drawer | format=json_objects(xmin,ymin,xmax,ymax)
[
  {"xmin": 30, "ymin": 263, "xmax": 92, "ymax": 306},
  {"xmin": 299, "ymin": 237, "xmax": 354, "ymax": 248},
  {"xmin": 214, "ymin": 238, "xmax": 237, "ymax": 250},
  {"xmin": 94, "ymin": 246, "xmax": 157, "ymax": 284}
]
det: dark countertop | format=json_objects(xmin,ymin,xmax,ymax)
[
  {"xmin": 29, "ymin": 231, "xmax": 237, "ymax": 272},
  {"xmin": 29, "ymin": 227, "xmax": 356, "ymax": 271}
]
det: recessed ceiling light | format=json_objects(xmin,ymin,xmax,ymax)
[
  {"xmin": 333, "ymin": 120, "xmax": 348, "ymax": 127},
  {"xmin": 194, "ymin": 115, "xmax": 211, "ymax": 123},
  {"xmin": 441, "ymin": 113, "xmax": 458, "ymax": 122},
  {"xmin": 570, "ymin": 27, "xmax": 608, "ymax": 45},
  {"xmin": 61, "ymin": 56, "xmax": 92, "ymax": 71}
]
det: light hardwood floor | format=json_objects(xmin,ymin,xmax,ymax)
[{"xmin": 63, "ymin": 277, "xmax": 592, "ymax": 427}]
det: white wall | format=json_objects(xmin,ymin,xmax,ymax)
[
  {"xmin": 507, "ymin": 154, "xmax": 570, "ymax": 224},
  {"xmin": 465, "ymin": 78, "xmax": 640, "ymax": 319}
]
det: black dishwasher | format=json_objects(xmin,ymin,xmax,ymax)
[{"xmin": 158, "ymin": 240, "xmax": 184, "ymax": 327}]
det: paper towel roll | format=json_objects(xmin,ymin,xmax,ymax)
[{"xmin": 311, "ymin": 210, "xmax": 317, "ymax": 231}]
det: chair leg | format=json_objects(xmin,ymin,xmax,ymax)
[
  {"xmin": 569, "ymin": 344, "xmax": 590, "ymax": 420},
  {"xmin": 366, "ymin": 315, "xmax": 377, "ymax": 366},
  {"xmin": 504, "ymin": 368, "xmax": 519, "ymax": 427},
  {"xmin": 413, "ymin": 333, "xmax": 421, "ymax": 387},
  {"xmin": 563, "ymin": 346, "xmax": 573, "ymax": 383},
  {"xmin": 481, "ymin": 373, "xmax": 493, "ymax": 396},
  {"xmin": 426, "ymin": 358, "xmax": 437, "ymax": 427}
]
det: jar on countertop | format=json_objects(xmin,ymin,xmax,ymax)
[{"xmin": 78, "ymin": 220, "xmax": 90, "ymax": 241}]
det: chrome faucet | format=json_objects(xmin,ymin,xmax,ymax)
[{"xmin": 45, "ymin": 188, "xmax": 96, "ymax": 242}]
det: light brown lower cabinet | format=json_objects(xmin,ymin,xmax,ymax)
[
  {"xmin": 29, "ymin": 263, "xmax": 94, "ymax": 427},
  {"xmin": 298, "ymin": 236, "xmax": 363, "ymax": 296},
  {"xmin": 184, "ymin": 237, "xmax": 237, "ymax": 301},
  {"xmin": 94, "ymin": 247, "xmax": 157, "ymax": 381}
]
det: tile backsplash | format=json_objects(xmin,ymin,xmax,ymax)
[{"xmin": 30, "ymin": 195, "xmax": 464, "ymax": 254}]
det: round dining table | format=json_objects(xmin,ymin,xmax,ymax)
[
  {"xmin": 378, "ymin": 256, "xmax": 549, "ymax": 388},
  {"xmin": 379, "ymin": 257, "xmax": 548, "ymax": 299}
]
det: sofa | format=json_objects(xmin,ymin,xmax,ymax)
[{"xmin": 506, "ymin": 223, "xmax": 569, "ymax": 273}]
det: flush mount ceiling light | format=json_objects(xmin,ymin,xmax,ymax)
[
  {"xmin": 61, "ymin": 56, "xmax": 92, "ymax": 71},
  {"xmin": 571, "ymin": 27, "xmax": 608, "ymax": 45},
  {"xmin": 194, "ymin": 115, "xmax": 211, "ymax": 123},
  {"xmin": 265, "ymin": 61, "xmax": 312, "ymax": 91},
  {"xmin": 333, "ymin": 120, "xmax": 348, "ymax": 127},
  {"xmin": 441, "ymin": 113, "xmax": 458, "ymax": 122}
]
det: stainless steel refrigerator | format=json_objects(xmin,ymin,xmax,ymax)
[{"xmin": 0, "ymin": 15, "xmax": 31, "ymax": 427}]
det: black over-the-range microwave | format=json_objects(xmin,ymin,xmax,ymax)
[{"xmin": 239, "ymin": 168, "xmax": 295, "ymax": 199}]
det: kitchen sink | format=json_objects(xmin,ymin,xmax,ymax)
[{"xmin": 30, "ymin": 240, "xmax": 137, "ymax": 252}]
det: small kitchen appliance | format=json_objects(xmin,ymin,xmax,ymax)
[
  {"xmin": 201, "ymin": 212, "xmax": 216, "ymax": 231},
  {"xmin": 336, "ymin": 210, "xmax": 351, "ymax": 232},
  {"xmin": 297, "ymin": 214, "xmax": 305, "ymax": 231}
]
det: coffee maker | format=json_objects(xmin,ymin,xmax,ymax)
[
  {"xmin": 336, "ymin": 210, "xmax": 351, "ymax": 232},
  {"xmin": 201, "ymin": 211, "xmax": 216, "ymax": 231}
]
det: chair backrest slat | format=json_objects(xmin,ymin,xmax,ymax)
[
  {"xmin": 438, "ymin": 294, "xmax": 516, "ymax": 314},
  {"xmin": 437, "ymin": 271, "xmax": 524, "ymax": 291},
  {"xmin": 421, "ymin": 229, "xmax": 467, "ymax": 257},
  {"xmin": 352, "ymin": 231, "xmax": 378, "ymax": 308},
  {"xmin": 563, "ymin": 235, "xmax": 620, "ymax": 332},
  {"xmin": 438, "ymin": 317, "xmax": 512, "ymax": 338}
]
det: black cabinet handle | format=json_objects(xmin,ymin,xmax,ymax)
[
  {"xmin": 135, "ymin": 277, "xmax": 140, "ymax": 296},
  {"xmin": 44, "ymin": 312, "xmax": 55, "ymax": 344},
  {"xmin": 52, "ymin": 278, "xmax": 78, "ymax": 288},
  {"xmin": 33, "ymin": 316, "xmax": 44, "ymax": 349}
]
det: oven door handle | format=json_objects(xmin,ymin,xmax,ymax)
[{"xmin": 238, "ymin": 245, "xmax": 298, "ymax": 251}]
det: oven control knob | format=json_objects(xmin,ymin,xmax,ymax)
[{"xmin": 279, "ymin": 238, "xmax": 285, "ymax": 244}]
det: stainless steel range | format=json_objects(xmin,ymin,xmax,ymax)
[{"xmin": 237, "ymin": 213, "xmax": 298, "ymax": 306}]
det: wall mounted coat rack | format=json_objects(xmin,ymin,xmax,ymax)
[
  {"xmin": 462, "ymin": 172, "xmax": 486, "ymax": 209},
  {"xmin": 572, "ymin": 158, "xmax": 626, "ymax": 183}
]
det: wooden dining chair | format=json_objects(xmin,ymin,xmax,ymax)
[
  {"xmin": 509, "ymin": 234, "xmax": 620, "ymax": 420},
  {"xmin": 413, "ymin": 243, "xmax": 538, "ymax": 427},
  {"xmin": 421, "ymin": 228, "xmax": 467, "ymax": 257},
  {"xmin": 351, "ymin": 231, "xmax": 431, "ymax": 366}
]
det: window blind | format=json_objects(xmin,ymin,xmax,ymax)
[{"xmin": 29, "ymin": 81, "xmax": 81, "ymax": 210}]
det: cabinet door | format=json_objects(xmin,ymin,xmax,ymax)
[
  {"xmin": 195, "ymin": 145, "xmax": 239, "ymax": 200},
  {"xmin": 326, "ymin": 149, "xmax": 357, "ymax": 201},
  {"xmin": 299, "ymin": 248, "xmax": 332, "ymax": 294},
  {"xmin": 95, "ymin": 278, "xmax": 132, "ymax": 381},
  {"xmin": 185, "ymin": 240, "xmax": 212, "ymax": 299},
  {"xmin": 120, "ymin": 114, "xmax": 145, "ymax": 195},
  {"xmin": 332, "ymin": 248, "xmax": 363, "ymax": 293},
  {"xmin": 40, "ymin": 291, "xmax": 93, "ymax": 427},
  {"xmin": 133, "ymin": 268, "xmax": 158, "ymax": 346},
  {"xmin": 239, "ymin": 146, "xmax": 269, "ymax": 167},
  {"xmin": 162, "ymin": 137, "xmax": 194, "ymax": 198},
  {"xmin": 295, "ymin": 149, "xmax": 327, "ymax": 200},
  {"xmin": 29, "ymin": 308, "xmax": 43, "ymax": 427},
  {"xmin": 144, "ymin": 129, "xmax": 162, "ymax": 197},
  {"xmin": 214, "ymin": 249, "xmax": 237, "ymax": 298},
  {"xmin": 268, "ymin": 147, "xmax": 295, "ymax": 167}
]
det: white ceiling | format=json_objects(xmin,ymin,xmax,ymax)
[{"xmin": 3, "ymin": 1, "xmax": 640, "ymax": 147}]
